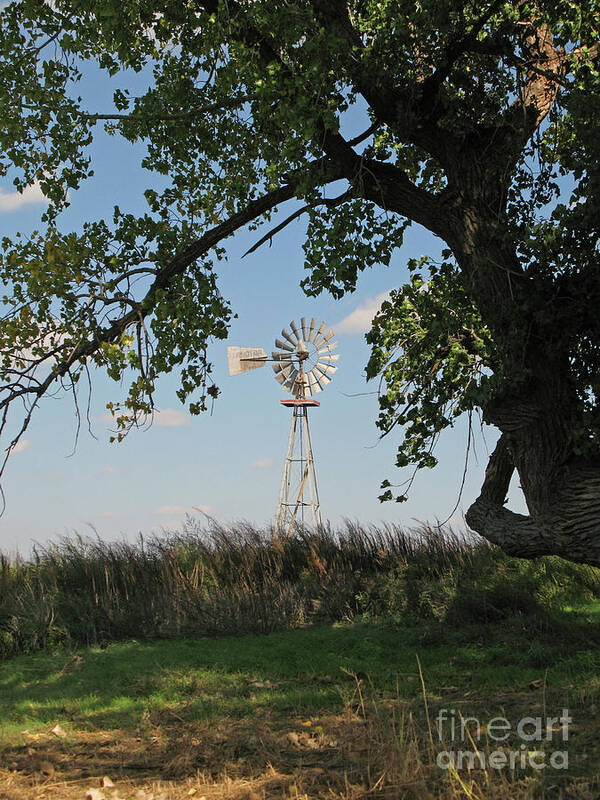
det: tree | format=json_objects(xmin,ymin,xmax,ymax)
[{"xmin": 0, "ymin": 0, "xmax": 598, "ymax": 563}]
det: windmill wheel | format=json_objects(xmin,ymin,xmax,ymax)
[{"xmin": 272, "ymin": 317, "xmax": 339, "ymax": 396}]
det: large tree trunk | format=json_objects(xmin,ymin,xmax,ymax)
[
  {"xmin": 454, "ymin": 220, "xmax": 600, "ymax": 566},
  {"xmin": 466, "ymin": 417, "xmax": 600, "ymax": 567}
]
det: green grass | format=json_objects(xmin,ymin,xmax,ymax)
[
  {"xmin": 4, "ymin": 524, "xmax": 600, "ymax": 797},
  {"xmin": 2, "ymin": 613, "xmax": 600, "ymax": 742}
]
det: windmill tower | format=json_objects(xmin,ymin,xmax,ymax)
[{"xmin": 227, "ymin": 317, "xmax": 339, "ymax": 534}]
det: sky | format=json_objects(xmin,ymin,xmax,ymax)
[{"xmin": 0, "ymin": 60, "xmax": 527, "ymax": 556}]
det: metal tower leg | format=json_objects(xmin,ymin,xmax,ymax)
[
  {"xmin": 276, "ymin": 404, "xmax": 321, "ymax": 534},
  {"xmin": 303, "ymin": 408, "xmax": 322, "ymax": 529},
  {"xmin": 276, "ymin": 407, "xmax": 298, "ymax": 531}
]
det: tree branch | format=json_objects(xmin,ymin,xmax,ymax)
[
  {"xmin": 198, "ymin": 0, "xmax": 452, "ymax": 240},
  {"xmin": 0, "ymin": 158, "xmax": 344, "ymax": 426},
  {"xmin": 419, "ymin": 0, "xmax": 506, "ymax": 106},
  {"xmin": 81, "ymin": 94, "xmax": 252, "ymax": 123},
  {"xmin": 499, "ymin": 24, "xmax": 599, "ymax": 152},
  {"xmin": 241, "ymin": 189, "xmax": 353, "ymax": 257}
]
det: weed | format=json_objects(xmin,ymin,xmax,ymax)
[{"xmin": 1, "ymin": 521, "xmax": 599, "ymax": 658}]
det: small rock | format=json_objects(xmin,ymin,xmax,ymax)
[
  {"xmin": 39, "ymin": 761, "xmax": 55, "ymax": 777},
  {"xmin": 287, "ymin": 731, "xmax": 300, "ymax": 746},
  {"xmin": 85, "ymin": 790, "xmax": 105, "ymax": 800},
  {"xmin": 100, "ymin": 777, "xmax": 114, "ymax": 789},
  {"xmin": 51, "ymin": 723, "xmax": 67, "ymax": 738},
  {"xmin": 236, "ymin": 791, "xmax": 259, "ymax": 800}
]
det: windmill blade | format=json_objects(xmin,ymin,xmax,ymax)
[
  {"xmin": 277, "ymin": 364, "xmax": 297, "ymax": 386},
  {"xmin": 281, "ymin": 327, "xmax": 296, "ymax": 346},
  {"xmin": 314, "ymin": 367, "xmax": 332, "ymax": 387},
  {"xmin": 281, "ymin": 368, "xmax": 298, "ymax": 392},
  {"xmin": 271, "ymin": 316, "xmax": 341, "ymax": 396},
  {"xmin": 312, "ymin": 321, "xmax": 326, "ymax": 344},
  {"xmin": 317, "ymin": 339, "xmax": 338, "ymax": 354},
  {"xmin": 275, "ymin": 337, "xmax": 295, "ymax": 353},
  {"xmin": 280, "ymin": 362, "xmax": 295, "ymax": 380},
  {"xmin": 314, "ymin": 328, "xmax": 334, "ymax": 348},
  {"xmin": 307, "ymin": 371, "xmax": 323, "ymax": 393},
  {"xmin": 300, "ymin": 374, "xmax": 312, "ymax": 396},
  {"xmin": 317, "ymin": 348, "xmax": 339, "ymax": 360},
  {"xmin": 227, "ymin": 346, "xmax": 267, "ymax": 376},
  {"xmin": 301, "ymin": 317, "xmax": 308, "ymax": 340},
  {"xmin": 273, "ymin": 361, "xmax": 292, "ymax": 375},
  {"xmin": 316, "ymin": 361, "xmax": 338, "ymax": 376},
  {"xmin": 272, "ymin": 350, "xmax": 294, "ymax": 361}
]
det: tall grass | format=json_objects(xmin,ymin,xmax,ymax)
[{"xmin": 1, "ymin": 520, "xmax": 599, "ymax": 659}]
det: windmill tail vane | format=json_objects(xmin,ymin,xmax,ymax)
[{"xmin": 227, "ymin": 316, "xmax": 339, "ymax": 534}]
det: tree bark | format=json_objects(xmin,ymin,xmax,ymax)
[
  {"xmin": 466, "ymin": 435, "xmax": 600, "ymax": 567},
  {"xmin": 455, "ymin": 223, "xmax": 600, "ymax": 566}
]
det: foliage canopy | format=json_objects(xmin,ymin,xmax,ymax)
[{"xmin": 0, "ymin": 0, "xmax": 599, "ymax": 562}]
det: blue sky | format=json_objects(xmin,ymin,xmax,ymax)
[{"xmin": 0, "ymin": 63, "xmax": 527, "ymax": 555}]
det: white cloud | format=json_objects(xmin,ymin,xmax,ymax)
[
  {"xmin": 11, "ymin": 326, "xmax": 70, "ymax": 379},
  {"xmin": 335, "ymin": 292, "xmax": 391, "ymax": 336},
  {"xmin": 155, "ymin": 505, "xmax": 187, "ymax": 515},
  {"xmin": 97, "ymin": 407, "xmax": 191, "ymax": 428},
  {"xmin": 11, "ymin": 439, "xmax": 31, "ymax": 454},
  {"xmin": 0, "ymin": 182, "xmax": 47, "ymax": 213},
  {"xmin": 153, "ymin": 408, "xmax": 191, "ymax": 427},
  {"xmin": 251, "ymin": 458, "xmax": 273, "ymax": 469},
  {"xmin": 154, "ymin": 504, "xmax": 213, "ymax": 516}
]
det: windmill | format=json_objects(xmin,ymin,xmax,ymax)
[{"xmin": 227, "ymin": 317, "xmax": 339, "ymax": 534}]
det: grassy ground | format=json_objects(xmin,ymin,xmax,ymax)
[
  {"xmin": 2, "ymin": 614, "xmax": 600, "ymax": 799},
  {"xmin": 3, "ymin": 524, "xmax": 600, "ymax": 798}
]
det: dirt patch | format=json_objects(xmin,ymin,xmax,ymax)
[
  {"xmin": 0, "ymin": 709, "xmax": 384, "ymax": 800},
  {"xmin": 2, "ymin": 687, "xmax": 600, "ymax": 799}
]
